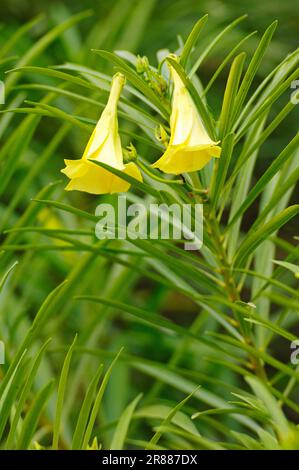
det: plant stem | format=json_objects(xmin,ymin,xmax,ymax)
[
  {"xmin": 206, "ymin": 208, "xmax": 267, "ymax": 380},
  {"xmin": 188, "ymin": 173, "xmax": 267, "ymax": 380}
]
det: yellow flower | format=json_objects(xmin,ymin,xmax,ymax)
[
  {"xmin": 152, "ymin": 63, "xmax": 221, "ymax": 175},
  {"xmin": 61, "ymin": 73, "xmax": 142, "ymax": 194}
]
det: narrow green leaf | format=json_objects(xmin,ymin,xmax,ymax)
[
  {"xmin": 227, "ymin": 133, "xmax": 299, "ymax": 230},
  {"xmin": 5, "ymin": 10, "xmax": 93, "ymax": 93},
  {"xmin": 246, "ymin": 376, "xmax": 289, "ymax": 438},
  {"xmin": 218, "ymin": 53, "xmax": 245, "ymax": 137},
  {"xmin": 71, "ymin": 363, "xmax": 104, "ymax": 450},
  {"xmin": 0, "ymin": 261, "xmax": 18, "ymax": 292},
  {"xmin": 189, "ymin": 15, "xmax": 248, "ymax": 77},
  {"xmin": 210, "ymin": 132, "xmax": 234, "ymax": 209},
  {"xmin": 0, "ymin": 352, "xmax": 29, "ymax": 441},
  {"xmin": 88, "ymin": 160, "xmax": 161, "ymax": 199},
  {"xmin": 146, "ymin": 389, "xmax": 198, "ymax": 449},
  {"xmin": 5, "ymin": 339, "xmax": 51, "ymax": 449},
  {"xmin": 52, "ymin": 335, "xmax": 78, "ymax": 449},
  {"xmin": 272, "ymin": 260, "xmax": 299, "ymax": 278},
  {"xmin": 232, "ymin": 21, "xmax": 278, "ymax": 122},
  {"xmin": 76, "ymin": 295, "xmax": 215, "ymax": 349},
  {"xmin": 17, "ymin": 381, "xmax": 54, "ymax": 450},
  {"xmin": 110, "ymin": 394, "xmax": 142, "ymax": 450},
  {"xmin": 180, "ymin": 15, "xmax": 208, "ymax": 68},
  {"xmin": 234, "ymin": 206, "xmax": 299, "ymax": 267},
  {"xmin": 81, "ymin": 349, "xmax": 123, "ymax": 449},
  {"xmin": 204, "ymin": 31, "xmax": 257, "ymax": 95},
  {"xmin": 0, "ymin": 281, "xmax": 67, "ymax": 398},
  {"xmin": 0, "ymin": 15, "xmax": 43, "ymax": 59}
]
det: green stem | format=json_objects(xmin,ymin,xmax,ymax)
[
  {"xmin": 189, "ymin": 173, "xmax": 267, "ymax": 380},
  {"xmin": 137, "ymin": 160, "xmax": 183, "ymax": 185}
]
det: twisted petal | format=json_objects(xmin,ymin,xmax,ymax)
[
  {"xmin": 152, "ymin": 143, "xmax": 221, "ymax": 175},
  {"xmin": 61, "ymin": 73, "xmax": 143, "ymax": 194},
  {"xmin": 62, "ymin": 160, "xmax": 142, "ymax": 195},
  {"xmin": 153, "ymin": 62, "xmax": 221, "ymax": 175}
]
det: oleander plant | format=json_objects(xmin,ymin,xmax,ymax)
[{"xmin": 0, "ymin": 0, "xmax": 298, "ymax": 450}]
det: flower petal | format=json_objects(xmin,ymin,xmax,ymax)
[
  {"xmin": 63, "ymin": 160, "xmax": 142, "ymax": 194},
  {"xmin": 153, "ymin": 144, "xmax": 221, "ymax": 175},
  {"xmin": 152, "ymin": 60, "xmax": 222, "ymax": 175},
  {"xmin": 61, "ymin": 73, "xmax": 143, "ymax": 195}
]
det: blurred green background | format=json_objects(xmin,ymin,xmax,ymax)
[{"xmin": 2, "ymin": 0, "xmax": 298, "ymax": 55}]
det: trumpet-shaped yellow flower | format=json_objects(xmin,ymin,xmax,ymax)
[
  {"xmin": 61, "ymin": 73, "xmax": 142, "ymax": 194},
  {"xmin": 152, "ymin": 64, "xmax": 221, "ymax": 175}
]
